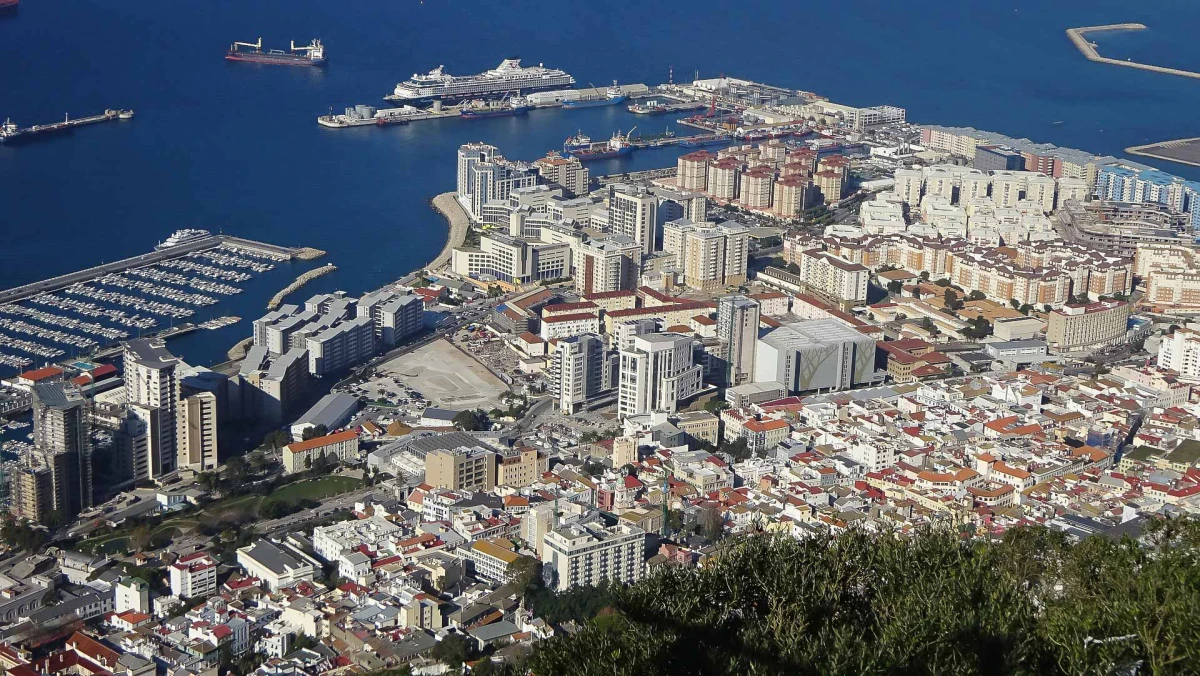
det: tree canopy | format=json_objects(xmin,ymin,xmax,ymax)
[
  {"xmin": 527, "ymin": 522, "xmax": 1200, "ymax": 675},
  {"xmin": 452, "ymin": 409, "xmax": 488, "ymax": 432}
]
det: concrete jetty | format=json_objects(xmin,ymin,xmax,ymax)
[
  {"xmin": 0, "ymin": 235, "xmax": 308, "ymax": 306},
  {"xmin": 1126, "ymin": 137, "xmax": 1200, "ymax": 168},
  {"xmin": 1065, "ymin": 23, "xmax": 1200, "ymax": 80}
]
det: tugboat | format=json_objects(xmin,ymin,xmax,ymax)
[{"xmin": 566, "ymin": 127, "xmax": 636, "ymax": 161}]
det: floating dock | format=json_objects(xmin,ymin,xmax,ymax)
[
  {"xmin": 1065, "ymin": 24, "xmax": 1200, "ymax": 80},
  {"xmin": 0, "ymin": 109, "xmax": 133, "ymax": 144}
]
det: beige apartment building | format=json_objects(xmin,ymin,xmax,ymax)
[
  {"xmin": 424, "ymin": 445, "xmax": 497, "ymax": 491},
  {"xmin": 1046, "ymin": 300, "xmax": 1131, "ymax": 355}
]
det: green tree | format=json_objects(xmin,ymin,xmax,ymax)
[
  {"xmin": 301, "ymin": 424, "xmax": 328, "ymax": 441},
  {"xmin": 452, "ymin": 409, "xmax": 488, "ymax": 432},
  {"xmin": 262, "ymin": 430, "xmax": 290, "ymax": 450},
  {"xmin": 703, "ymin": 399, "xmax": 730, "ymax": 415},
  {"xmin": 966, "ymin": 290, "xmax": 986, "ymax": 301},
  {"xmin": 886, "ymin": 280, "xmax": 903, "ymax": 294},
  {"xmin": 943, "ymin": 288, "xmax": 957, "ymax": 307},
  {"xmin": 508, "ymin": 555, "xmax": 541, "ymax": 596},
  {"xmin": 919, "ymin": 271, "xmax": 930, "ymax": 280},
  {"xmin": 723, "ymin": 437, "xmax": 751, "ymax": 461},
  {"xmin": 431, "ymin": 633, "xmax": 471, "ymax": 669},
  {"xmin": 1010, "ymin": 298, "xmax": 1021, "ymax": 310},
  {"xmin": 527, "ymin": 523, "xmax": 1200, "ymax": 675},
  {"xmin": 130, "ymin": 524, "xmax": 153, "ymax": 552}
]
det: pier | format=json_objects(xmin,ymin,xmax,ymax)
[
  {"xmin": 1065, "ymin": 24, "xmax": 1200, "ymax": 80},
  {"xmin": 0, "ymin": 235, "xmax": 306, "ymax": 306},
  {"xmin": 0, "ymin": 108, "xmax": 133, "ymax": 144}
]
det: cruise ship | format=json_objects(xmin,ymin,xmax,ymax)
[
  {"xmin": 156, "ymin": 229, "xmax": 212, "ymax": 250},
  {"xmin": 384, "ymin": 58, "xmax": 575, "ymax": 105}
]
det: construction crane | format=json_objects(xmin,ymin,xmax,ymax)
[{"xmin": 231, "ymin": 37, "xmax": 262, "ymax": 52}]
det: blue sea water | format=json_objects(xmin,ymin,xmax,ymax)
[{"xmin": 2, "ymin": 0, "xmax": 1200, "ymax": 368}]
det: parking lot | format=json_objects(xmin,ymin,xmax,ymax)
[{"xmin": 378, "ymin": 337, "xmax": 508, "ymax": 411}]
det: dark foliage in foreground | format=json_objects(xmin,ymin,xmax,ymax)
[{"xmin": 527, "ymin": 521, "xmax": 1200, "ymax": 675}]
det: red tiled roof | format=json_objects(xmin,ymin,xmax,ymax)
[
  {"xmin": 285, "ymin": 429, "xmax": 358, "ymax": 453},
  {"xmin": 541, "ymin": 313, "xmax": 600, "ymax": 324},
  {"xmin": 19, "ymin": 366, "xmax": 63, "ymax": 382}
]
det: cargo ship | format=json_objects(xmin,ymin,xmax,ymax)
[
  {"xmin": 566, "ymin": 128, "xmax": 635, "ymax": 161},
  {"xmin": 385, "ymin": 58, "xmax": 574, "ymax": 105},
  {"xmin": 226, "ymin": 38, "xmax": 326, "ymax": 66},
  {"xmin": 563, "ymin": 132, "xmax": 592, "ymax": 152},
  {"xmin": 460, "ymin": 97, "xmax": 532, "ymax": 119},
  {"xmin": 562, "ymin": 81, "xmax": 627, "ymax": 109}
]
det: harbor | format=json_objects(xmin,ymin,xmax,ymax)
[
  {"xmin": 1065, "ymin": 23, "xmax": 1200, "ymax": 80},
  {"xmin": 0, "ymin": 234, "xmax": 316, "ymax": 375},
  {"xmin": 0, "ymin": 108, "xmax": 133, "ymax": 143}
]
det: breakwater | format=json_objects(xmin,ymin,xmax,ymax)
[
  {"xmin": 268, "ymin": 263, "xmax": 336, "ymax": 310},
  {"xmin": 1065, "ymin": 24, "xmax": 1200, "ymax": 80}
]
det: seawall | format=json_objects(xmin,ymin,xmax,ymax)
[
  {"xmin": 1066, "ymin": 23, "xmax": 1200, "ymax": 80},
  {"xmin": 428, "ymin": 192, "xmax": 470, "ymax": 272}
]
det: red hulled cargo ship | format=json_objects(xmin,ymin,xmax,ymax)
[{"xmin": 225, "ymin": 38, "xmax": 326, "ymax": 66}]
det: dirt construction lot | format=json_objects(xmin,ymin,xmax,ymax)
[{"xmin": 380, "ymin": 338, "xmax": 508, "ymax": 411}]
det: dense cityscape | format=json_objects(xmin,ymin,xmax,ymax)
[{"xmin": 5, "ymin": 8, "xmax": 1200, "ymax": 675}]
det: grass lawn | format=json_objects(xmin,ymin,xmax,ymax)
[
  {"xmin": 75, "ymin": 475, "xmax": 362, "ymax": 555},
  {"xmin": 260, "ymin": 475, "xmax": 363, "ymax": 506}
]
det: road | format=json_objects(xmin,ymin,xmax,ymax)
[{"xmin": 255, "ymin": 487, "xmax": 378, "ymax": 535}]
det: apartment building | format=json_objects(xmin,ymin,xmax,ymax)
[
  {"xmin": 533, "ymin": 154, "xmax": 589, "ymax": 197},
  {"xmin": 608, "ymin": 184, "xmax": 658, "ymax": 255},
  {"xmin": 717, "ymin": 296, "xmax": 760, "ymax": 387},
  {"xmin": 307, "ymin": 316, "xmax": 375, "ymax": 377},
  {"xmin": 661, "ymin": 219, "xmax": 750, "ymax": 291},
  {"xmin": 124, "ymin": 338, "xmax": 181, "ymax": 479},
  {"xmin": 425, "ymin": 445, "xmax": 497, "ymax": 492},
  {"xmin": 179, "ymin": 391, "xmax": 218, "ymax": 472},
  {"xmin": 1046, "ymin": 300, "xmax": 1131, "ymax": 355},
  {"xmin": 542, "ymin": 520, "xmax": 645, "ymax": 591},
  {"xmin": 677, "ymin": 151, "xmax": 713, "ymax": 191},
  {"xmin": 572, "ymin": 236, "xmax": 642, "ymax": 296},
  {"xmin": 618, "ymin": 333, "xmax": 704, "ymax": 417},
  {"xmin": 282, "ymin": 430, "xmax": 361, "ymax": 474},
  {"xmin": 170, "ymin": 552, "xmax": 219, "ymax": 598},
  {"xmin": 796, "ymin": 249, "xmax": 869, "ymax": 307}
]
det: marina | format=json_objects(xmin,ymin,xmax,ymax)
[
  {"xmin": 0, "ymin": 236, "xmax": 307, "ymax": 375},
  {"xmin": 0, "ymin": 108, "xmax": 134, "ymax": 144}
]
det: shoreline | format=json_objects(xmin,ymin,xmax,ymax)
[{"xmin": 427, "ymin": 192, "xmax": 470, "ymax": 273}]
